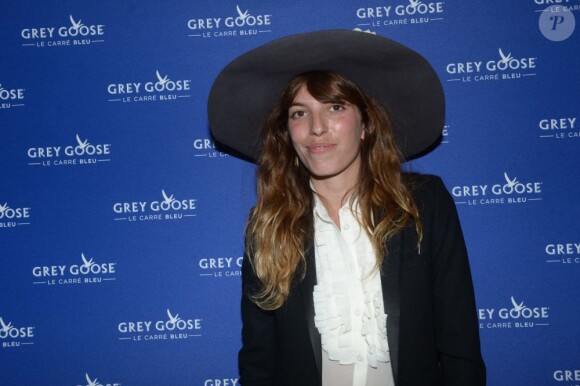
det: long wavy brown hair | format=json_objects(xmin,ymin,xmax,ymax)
[{"xmin": 246, "ymin": 72, "xmax": 422, "ymax": 310}]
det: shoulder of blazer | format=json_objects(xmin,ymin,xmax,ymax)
[
  {"xmin": 403, "ymin": 172, "xmax": 445, "ymax": 199},
  {"xmin": 403, "ymin": 172, "xmax": 450, "ymax": 216}
]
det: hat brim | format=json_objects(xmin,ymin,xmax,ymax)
[{"xmin": 208, "ymin": 29, "xmax": 445, "ymax": 162}]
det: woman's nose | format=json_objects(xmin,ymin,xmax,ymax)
[{"xmin": 309, "ymin": 111, "xmax": 327, "ymax": 136}]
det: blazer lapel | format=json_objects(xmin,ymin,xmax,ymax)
[
  {"xmin": 382, "ymin": 231, "xmax": 402, "ymax": 383},
  {"xmin": 298, "ymin": 242, "xmax": 322, "ymax": 382}
]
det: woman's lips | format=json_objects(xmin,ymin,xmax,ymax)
[{"xmin": 307, "ymin": 143, "xmax": 335, "ymax": 154}]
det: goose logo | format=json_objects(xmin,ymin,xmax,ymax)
[
  {"xmin": 117, "ymin": 309, "xmax": 203, "ymax": 342},
  {"xmin": 107, "ymin": 70, "xmax": 191, "ymax": 104},
  {"xmin": 204, "ymin": 379, "xmax": 239, "ymax": 386},
  {"xmin": 478, "ymin": 296, "xmax": 550, "ymax": 329},
  {"xmin": 0, "ymin": 316, "xmax": 35, "ymax": 348},
  {"xmin": 451, "ymin": 172, "xmax": 543, "ymax": 206},
  {"xmin": 113, "ymin": 189, "xmax": 198, "ymax": 223},
  {"xmin": 78, "ymin": 373, "xmax": 121, "ymax": 386},
  {"xmin": 446, "ymin": 48, "xmax": 538, "ymax": 83},
  {"xmin": 27, "ymin": 134, "xmax": 112, "ymax": 167},
  {"xmin": 198, "ymin": 256, "xmax": 243, "ymax": 278},
  {"xmin": 0, "ymin": 202, "xmax": 31, "ymax": 229},
  {"xmin": 20, "ymin": 15, "xmax": 105, "ymax": 48},
  {"xmin": 533, "ymin": 0, "xmax": 578, "ymax": 4},
  {"xmin": 193, "ymin": 138, "xmax": 229, "ymax": 158},
  {"xmin": 441, "ymin": 125, "xmax": 450, "ymax": 144},
  {"xmin": 545, "ymin": 242, "xmax": 580, "ymax": 264},
  {"xmin": 32, "ymin": 252, "xmax": 117, "ymax": 286},
  {"xmin": 539, "ymin": 116, "xmax": 579, "ymax": 139},
  {"xmin": 0, "ymin": 83, "xmax": 25, "ymax": 110},
  {"xmin": 187, "ymin": 5, "xmax": 273, "ymax": 38},
  {"xmin": 352, "ymin": 28, "xmax": 377, "ymax": 35},
  {"xmin": 355, "ymin": 0, "xmax": 445, "ymax": 28},
  {"xmin": 553, "ymin": 369, "xmax": 580, "ymax": 384}
]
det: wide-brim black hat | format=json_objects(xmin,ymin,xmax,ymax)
[{"xmin": 208, "ymin": 29, "xmax": 444, "ymax": 162}]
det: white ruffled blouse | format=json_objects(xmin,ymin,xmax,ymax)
[{"xmin": 312, "ymin": 194, "xmax": 393, "ymax": 386}]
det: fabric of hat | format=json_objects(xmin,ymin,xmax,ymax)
[{"xmin": 208, "ymin": 29, "xmax": 445, "ymax": 162}]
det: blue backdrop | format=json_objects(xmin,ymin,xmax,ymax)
[{"xmin": 1, "ymin": 1, "xmax": 579, "ymax": 385}]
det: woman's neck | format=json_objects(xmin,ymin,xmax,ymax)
[{"xmin": 311, "ymin": 177, "xmax": 356, "ymax": 228}]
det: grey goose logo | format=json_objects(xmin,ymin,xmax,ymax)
[
  {"xmin": 27, "ymin": 134, "xmax": 112, "ymax": 167},
  {"xmin": 20, "ymin": 14, "xmax": 105, "ymax": 48},
  {"xmin": 0, "ymin": 82, "xmax": 25, "ymax": 109},
  {"xmin": 113, "ymin": 189, "xmax": 197, "ymax": 222},
  {"xmin": 117, "ymin": 309, "xmax": 203, "ymax": 342},
  {"xmin": 452, "ymin": 172, "xmax": 543, "ymax": 206},
  {"xmin": 479, "ymin": 296, "xmax": 550, "ymax": 329},
  {"xmin": 187, "ymin": 4, "xmax": 273, "ymax": 38},
  {"xmin": 539, "ymin": 117, "xmax": 578, "ymax": 139},
  {"xmin": 32, "ymin": 252, "xmax": 117, "ymax": 286},
  {"xmin": 446, "ymin": 48, "xmax": 538, "ymax": 83},
  {"xmin": 355, "ymin": 0, "xmax": 445, "ymax": 27},
  {"xmin": 107, "ymin": 70, "xmax": 191, "ymax": 103},
  {"xmin": 79, "ymin": 372, "xmax": 121, "ymax": 386},
  {"xmin": 0, "ymin": 201, "xmax": 31, "ymax": 229},
  {"xmin": 0, "ymin": 316, "xmax": 35, "ymax": 347}
]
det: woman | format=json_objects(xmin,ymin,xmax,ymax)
[{"xmin": 209, "ymin": 30, "xmax": 485, "ymax": 386}]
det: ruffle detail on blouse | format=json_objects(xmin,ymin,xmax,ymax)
[{"xmin": 312, "ymin": 201, "xmax": 390, "ymax": 368}]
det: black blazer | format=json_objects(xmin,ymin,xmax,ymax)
[{"xmin": 239, "ymin": 175, "xmax": 486, "ymax": 386}]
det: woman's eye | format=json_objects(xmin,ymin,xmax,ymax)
[
  {"xmin": 290, "ymin": 110, "xmax": 305, "ymax": 119},
  {"xmin": 330, "ymin": 104, "xmax": 345, "ymax": 112}
]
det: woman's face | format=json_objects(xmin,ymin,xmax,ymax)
[{"xmin": 287, "ymin": 85, "xmax": 365, "ymax": 183}]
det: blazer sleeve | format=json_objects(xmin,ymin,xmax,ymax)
[
  {"xmin": 239, "ymin": 252, "xmax": 278, "ymax": 386},
  {"xmin": 428, "ymin": 177, "xmax": 486, "ymax": 386}
]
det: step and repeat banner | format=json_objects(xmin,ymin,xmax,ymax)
[{"xmin": 1, "ymin": 1, "xmax": 579, "ymax": 385}]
